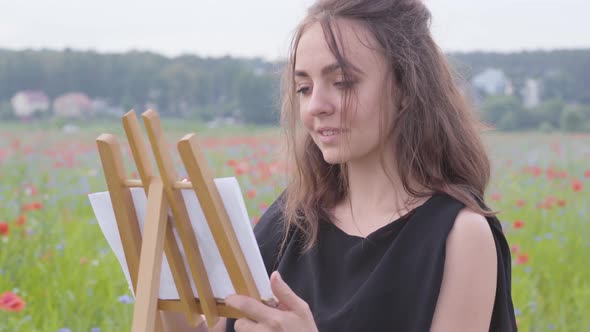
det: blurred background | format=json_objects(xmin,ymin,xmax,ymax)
[{"xmin": 0, "ymin": 0, "xmax": 589, "ymax": 331}]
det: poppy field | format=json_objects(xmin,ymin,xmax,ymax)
[{"xmin": 0, "ymin": 122, "xmax": 589, "ymax": 331}]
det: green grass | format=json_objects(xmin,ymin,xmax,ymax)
[{"xmin": 0, "ymin": 123, "xmax": 589, "ymax": 331}]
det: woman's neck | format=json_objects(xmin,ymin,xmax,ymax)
[{"xmin": 344, "ymin": 149, "xmax": 411, "ymax": 218}]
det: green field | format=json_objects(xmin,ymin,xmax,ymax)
[{"xmin": 1, "ymin": 120, "xmax": 589, "ymax": 331}]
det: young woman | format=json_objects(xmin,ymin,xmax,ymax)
[{"xmin": 163, "ymin": 0, "xmax": 517, "ymax": 331}]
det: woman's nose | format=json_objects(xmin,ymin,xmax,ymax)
[{"xmin": 306, "ymin": 86, "xmax": 335, "ymax": 117}]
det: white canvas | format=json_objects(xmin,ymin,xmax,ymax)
[{"xmin": 87, "ymin": 177, "xmax": 273, "ymax": 302}]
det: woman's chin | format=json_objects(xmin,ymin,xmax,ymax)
[{"xmin": 321, "ymin": 151, "xmax": 346, "ymax": 165}]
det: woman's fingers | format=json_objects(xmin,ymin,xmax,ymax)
[
  {"xmin": 270, "ymin": 271, "xmax": 309, "ymax": 314},
  {"xmin": 234, "ymin": 317, "xmax": 260, "ymax": 332},
  {"xmin": 225, "ymin": 294, "xmax": 277, "ymax": 323}
]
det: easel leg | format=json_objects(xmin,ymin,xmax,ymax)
[{"xmin": 132, "ymin": 178, "xmax": 168, "ymax": 332}]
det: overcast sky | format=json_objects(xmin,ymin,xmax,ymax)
[{"xmin": 0, "ymin": 0, "xmax": 588, "ymax": 61}]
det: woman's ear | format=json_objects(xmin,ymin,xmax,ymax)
[{"xmin": 390, "ymin": 78, "xmax": 407, "ymax": 110}]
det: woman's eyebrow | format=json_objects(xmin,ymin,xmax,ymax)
[
  {"xmin": 294, "ymin": 62, "xmax": 364, "ymax": 78},
  {"xmin": 294, "ymin": 63, "xmax": 339, "ymax": 78}
]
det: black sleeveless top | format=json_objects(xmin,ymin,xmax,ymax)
[{"xmin": 226, "ymin": 192, "xmax": 517, "ymax": 332}]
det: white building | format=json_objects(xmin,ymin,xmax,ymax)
[
  {"xmin": 10, "ymin": 91, "xmax": 50, "ymax": 118},
  {"xmin": 53, "ymin": 92, "xmax": 93, "ymax": 118},
  {"xmin": 522, "ymin": 79, "xmax": 541, "ymax": 109},
  {"xmin": 472, "ymin": 68, "xmax": 511, "ymax": 96}
]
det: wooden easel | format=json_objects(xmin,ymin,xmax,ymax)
[{"xmin": 96, "ymin": 109, "xmax": 261, "ymax": 331}]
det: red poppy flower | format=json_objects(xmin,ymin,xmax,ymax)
[
  {"xmin": 539, "ymin": 196, "xmax": 557, "ymax": 209},
  {"xmin": 513, "ymin": 220, "xmax": 525, "ymax": 229},
  {"xmin": 546, "ymin": 168, "xmax": 557, "ymax": 180},
  {"xmin": 246, "ymin": 189, "xmax": 256, "ymax": 199},
  {"xmin": 0, "ymin": 222, "xmax": 8, "ymax": 236},
  {"xmin": 491, "ymin": 192, "xmax": 501, "ymax": 201},
  {"xmin": 15, "ymin": 215, "xmax": 26, "ymax": 226},
  {"xmin": 0, "ymin": 292, "xmax": 26, "ymax": 312},
  {"xmin": 515, "ymin": 199, "xmax": 526, "ymax": 208},
  {"xmin": 530, "ymin": 166, "xmax": 542, "ymax": 177},
  {"xmin": 21, "ymin": 202, "xmax": 43, "ymax": 212},
  {"xmin": 516, "ymin": 253, "xmax": 529, "ymax": 265},
  {"xmin": 572, "ymin": 179, "xmax": 583, "ymax": 192}
]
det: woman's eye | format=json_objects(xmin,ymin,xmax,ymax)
[{"xmin": 296, "ymin": 86, "xmax": 311, "ymax": 95}]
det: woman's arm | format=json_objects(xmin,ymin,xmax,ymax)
[
  {"xmin": 160, "ymin": 311, "xmax": 227, "ymax": 332},
  {"xmin": 430, "ymin": 208, "xmax": 498, "ymax": 332}
]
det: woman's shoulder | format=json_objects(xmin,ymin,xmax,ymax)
[
  {"xmin": 428, "ymin": 193, "xmax": 517, "ymax": 331},
  {"xmin": 421, "ymin": 192, "xmax": 500, "ymax": 223},
  {"xmin": 435, "ymin": 191, "xmax": 507, "ymax": 236},
  {"xmin": 406, "ymin": 192, "xmax": 507, "ymax": 245},
  {"xmin": 420, "ymin": 192, "xmax": 510, "ymax": 281},
  {"xmin": 447, "ymin": 208, "xmax": 496, "ymax": 261}
]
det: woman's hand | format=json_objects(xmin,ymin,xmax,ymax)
[{"xmin": 225, "ymin": 271, "xmax": 318, "ymax": 332}]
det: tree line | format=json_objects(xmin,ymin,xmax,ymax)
[
  {"xmin": 451, "ymin": 50, "xmax": 590, "ymax": 132},
  {"xmin": 0, "ymin": 48, "xmax": 588, "ymax": 130}
]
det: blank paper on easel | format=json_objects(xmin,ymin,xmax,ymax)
[{"xmin": 87, "ymin": 177, "xmax": 273, "ymax": 302}]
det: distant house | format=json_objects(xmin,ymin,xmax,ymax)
[
  {"xmin": 472, "ymin": 68, "xmax": 512, "ymax": 96},
  {"xmin": 53, "ymin": 92, "xmax": 93, "ymax": 118},
  {"xmin": 522, "ymin": 78, "xmax": 541, "ymax": 109},
  {"xmin": 10, "ymin": 91, "xmax": 50, "ymax": 118}
]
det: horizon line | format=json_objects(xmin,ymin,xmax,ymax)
[{"xmin": 1, "ymin": 46, "xmax": 589, "ymax": 62}]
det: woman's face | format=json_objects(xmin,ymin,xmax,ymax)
[{"xmin": 295, "ymin": 19, "xmax": 395, "ymax": 165}]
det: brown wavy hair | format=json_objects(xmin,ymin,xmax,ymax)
[{"xmin": 278, "ymin": 0, "xmax": 494, "ymax": 252}]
